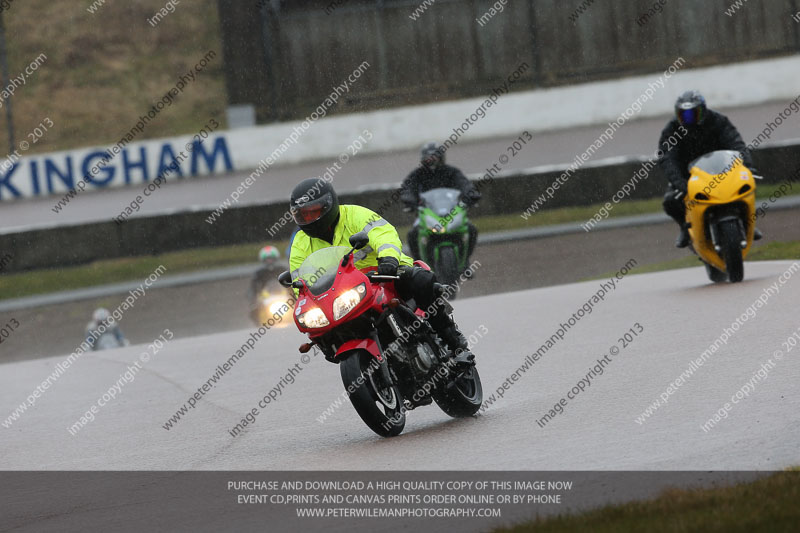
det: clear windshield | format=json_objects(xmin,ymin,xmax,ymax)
[
  {"xmin": 296, "ymin": 246, "xmax": 350, "ymax": 295},
  {"xmin": 420, "ymin": 188, "xmax": 461, "ymax": 217},
  {"xmin": 689, "ymin": 150, "xmax": 742, "ymax": 175}
]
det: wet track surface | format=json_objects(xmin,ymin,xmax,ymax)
[
  {"xmin": 2, "ymin": 261, "xmax": 799, "ymax": 473},
  {"xmin": 2, "ymin": 223, "xmax": 799, "ymax": 531}
]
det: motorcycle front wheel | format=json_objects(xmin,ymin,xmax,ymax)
[
  {"xmin": 340, "ymin": 350, "xmax": 405, "ymax": 437},
  {"xmin": 718, "ymin": 220, "xmax": 744, "ymax": 282},
  {"xmin": 437, "ymin": 247, "xmax": 460, "ymax": 288},
  {"xmin": 704, "ymin": 262, "xmax": 727, "ymax": 283}
]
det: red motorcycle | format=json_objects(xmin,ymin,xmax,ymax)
[{"xmin": 279, "ymin": 233, "xmax": 482, "ymax": 437}]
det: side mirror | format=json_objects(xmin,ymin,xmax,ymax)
[
  {"xmin": 278, "ymin": 270, "xmax": 293, "ymax": 288},
  {"xmin": 349, "ymin": 232, "xmax": 369, "ymax": 250}
]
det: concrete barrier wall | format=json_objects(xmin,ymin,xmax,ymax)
[{"xmin": 3, "ymin": 142, "xmax": 799, "ymax": 274}]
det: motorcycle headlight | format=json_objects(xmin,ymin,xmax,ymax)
[
  {"xmin": 298, "ymin": 307, "xmax": 329, "ymax": 329},
  {"xmin": 447, "ymin": 212, "xmax": 464, "ymax": 231},
  {"xmin": 425, "ymin": 215, "xmax": 443, "ymax": 233},
  {"xmin": 268, "ymin": 300, "xmax": 285, "ymax": 316},
  {"xmin": 333, "ymin": 283, "xmax": 366, "ymax": 320}
]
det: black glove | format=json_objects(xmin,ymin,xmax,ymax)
[
  {"xmin": 465, "ymin": 190, "xmax": 481, "ymax": 207},
  {"xmin": 673, "ymin": 180, "xmax": 687, "ymax": 196},
  {"xmin": 377, "ymin": 256, "xmax": 399, "ymax": 276}
]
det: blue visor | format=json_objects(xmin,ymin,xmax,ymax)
[{"xmin": 678, "ymin": 107, "xmax": 703, "ymax": 126}]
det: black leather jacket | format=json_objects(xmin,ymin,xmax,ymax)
[
  {"xmin": 400, "ymin": 164, "xmax": 481, "ymax": 207},
  {"xmin": 658, "ymin": 110, "xmax": 753, "ymax": 191}
]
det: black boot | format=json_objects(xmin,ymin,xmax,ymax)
[
  {"xmin": 754, "ymin": 228, "xmax": 763, "ymax": 241},
  {"xmin": 675, "ymin": 223, "xmax": 690, "ymax": 248},
  {"xmin": 439, "ymin": 325, "xmax": 468, "ymax": 352},
  {"xmin": 428, "ymin": 308, "xmax": 469, "ymax": 352},
  {"xmin": 440, "ymin": 325, "xmax": 476, "ymax": 368}
]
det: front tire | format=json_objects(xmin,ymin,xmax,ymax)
[
  {"xmin": 718, "ymin": 220, "xmax": 744, "ymax": 282},
  {"xmin": 704, "ymin": 262, "xmax": 727, "ymax": 283},
  {"xmin": 340, "ymin": 351, "xmax": 405, "ymax": 437},
  {"xmin": 433, "ymin": 364, "xmax": 483, "ymax": 418},
  {"xmin": 437, "ymin": 247, "xmax": 459, "ymax": 287}
]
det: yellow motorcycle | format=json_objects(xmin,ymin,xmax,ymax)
[
  {"xmin": 251, "ymin": 287, "xmax": 294, "ymax": 328},
  {"xmin": 684, "ymin": 150, "xmax": 758, "ymax": 283}
]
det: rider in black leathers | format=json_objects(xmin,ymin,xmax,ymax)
[
  {"xmin": 400, "ymin": 142, "xmax": 481, "ymax": 259},
  {"xmin": 659, "ymin": 90, "xmax": 761, "ymax": 247}
]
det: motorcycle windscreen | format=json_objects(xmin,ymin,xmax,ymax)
[
  {"xmin": 296, "ymin": 246, "xmax": 351, "ymax": 295},
  {"xmin": 419, "ymin": 188, "xmax": 461, "ymax": 217},
  {"xmin": 688, "ymin": 150, "xmax": 743, "ymax": 175}
]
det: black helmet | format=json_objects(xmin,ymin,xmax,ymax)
[
  {"xmin": 420, "ymin": 141, "xmax": 444, "ymax": 171},
  {"xmin": 290, "ymin": 177, "xmax": 340, "ymax": 239},
  {"xmin": 675, "ymin": 90, "xmax": 707, "ymax": 127}
]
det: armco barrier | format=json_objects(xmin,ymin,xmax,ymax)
[{"xmin": 2, "ymin": 142, "xmax": 798, "ymax": 274}]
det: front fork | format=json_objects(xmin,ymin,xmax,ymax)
[{"xmin": 709, "ymin": 216, "xmax": 747, "ymax": 252}]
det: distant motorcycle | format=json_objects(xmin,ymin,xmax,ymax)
[
  {"xmin": 86, "ymin": 309, "xmax": 129, "ymax": 351},
  {"xmin": 683, "ymin": 150, "xmax": 758, "ymax": 283},
  {"xmin": 251, "ymin": 287, "xmax": 294, "ymax": 327},
  {"xmin": 279, "ymin": 233, "xmax": 482, "ymax": 437},
  {"xmin": 413, "ymin": 187, "xmax": 473, "ymax": 288},
  {"xmin": 93, "ymin": 332, "xmax": 127, "ymax": 351}
]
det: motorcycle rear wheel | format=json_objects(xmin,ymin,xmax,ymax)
[
  {"xmin": 718, "ymin": 220, "xmax": 744, "ymax": 282},
  {"xmin": 340, "ymin": 351, "xmax": 405, "ymax": 437},
  {"xmin": 433, "ymin": 364, "xmax": 483, "ymax": 418}
]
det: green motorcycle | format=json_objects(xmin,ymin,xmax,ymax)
[{"xmin": 414, "ymin": 187, "xmax": 472, "ymax": 288}]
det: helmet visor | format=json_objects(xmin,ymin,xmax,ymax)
[
  {"xmin": 678, "ymin": 106, "xmax": 703, "ymax": 126},
  {"xmin": 291, "ymin": 192, "xmax": 333, "ymax": 225},
  {"xmin": 422, "ymin": 154, "xmax": 441, "ymax": 169}
]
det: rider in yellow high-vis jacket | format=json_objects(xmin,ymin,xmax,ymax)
[
  {"xmin": 287, "ymin": 177, "xmax": 468, "ymax": 352},
  {"xmin": 289, "ymin": 204, "xmax": 414, "ymax": 278}
]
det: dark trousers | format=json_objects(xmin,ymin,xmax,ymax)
[{"xmin": 395, "ymin": 266, "xmax": 452, "ymax": 332}]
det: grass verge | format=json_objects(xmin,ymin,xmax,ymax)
[
  {"xmin": 1, "ymin": 0, "xmax": 225, "ymax": 154},
  {"xmin": 0, "ymin": 242, "xmax": 286, "ymax": 301},
  {"xmin": 494, "ymin": 469, "xmax": 800, "ymax": 533}
]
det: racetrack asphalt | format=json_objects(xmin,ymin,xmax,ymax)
[
  {"xmin": 2, "ymin": 228, "xmax": 799, "ymax": 531},
  {"xmin": 2, "ymin": 260, "xmax": 798, "ymax": 472}
]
